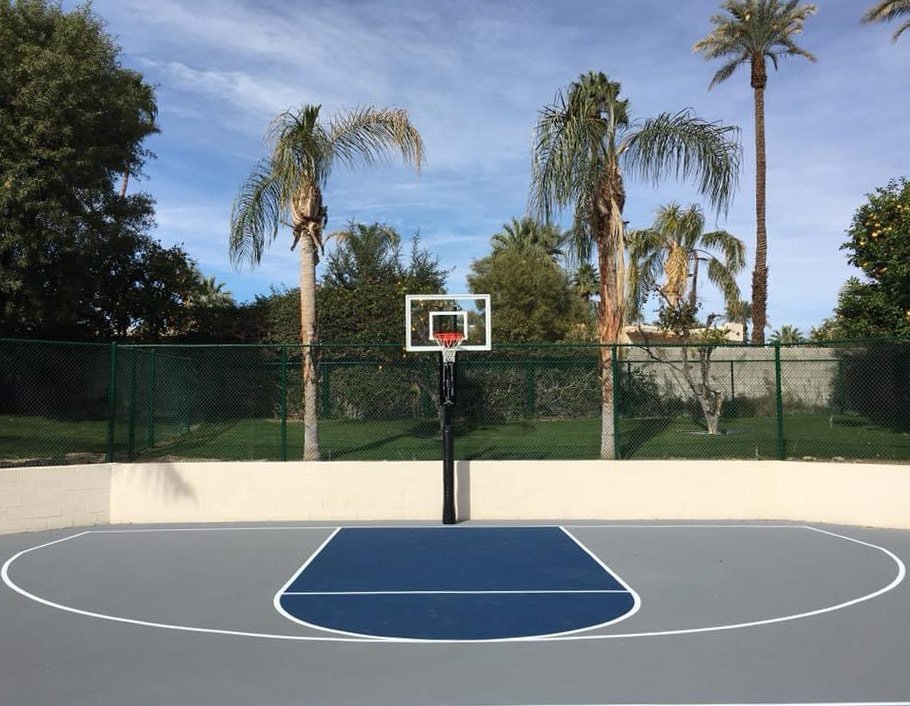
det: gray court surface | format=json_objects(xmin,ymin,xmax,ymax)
[{"xmin": 2, "ymin": 521, "xmax": 910, "ymax": 706}]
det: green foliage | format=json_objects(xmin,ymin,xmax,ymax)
[
  {"xmin": 253, "ymin": 227, "xmax": 447, "ymax": 345},
  {"xmin": 834, "ymin": 178, "xmax": 910, "ymax": 337},
  {"xmin": 467, "ymin": 249, "xmax": 590, "ymax": 343},
  {"xmin": 0, "ymin": 0, "xmax": 184, "ymax": 339}
]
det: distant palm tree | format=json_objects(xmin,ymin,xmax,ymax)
[
  {"xmin": 192, "ymin": 275, "xmax": 233, "ymax": 307},
  {"xmin": 323, "ymin": 222, "xmax": 401, "ymax": 287},
  {"xmin": 230, "ymin": 105, "xmax": 424, "ymax": 460},
  {"xmin": 862, "ymin": 1, "xmax": 910, "ymax": 41},
  {"xmin": 627, "ymin": 203, "xmax": 745, "ymax": 322},
  {"xmin": 694, "ymin": 0, "xmax": 817, "ymax": 344},
  {"xmin": 771, "ymin": 324, "xmax": 804, "ymax": 343},
  {"xmin": 530, "ymin": 70, "xmax": 740, "ymax": 458},
  {"xmin": 572, "ymin": 263, "xmax": 600, "ymax": 303},
  {"xmin": 119, "ymin": 73, "xmax": 159, "ymax": 198},
  {"xmin": 725, "ymin": 298, "xmax": 752, "ymax": 342},
  {"xmin": 491, "ymin": 217, "xmax": 565, "ymax": 264}
]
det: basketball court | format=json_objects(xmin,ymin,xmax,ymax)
[{"xmin": 2, "ymin": 521, "xmax": 910, "ymax": 705}]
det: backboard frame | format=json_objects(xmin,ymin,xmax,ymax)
[{"xmin": 405, "ymin": 293, "xmax": 492, "ymax": 352}]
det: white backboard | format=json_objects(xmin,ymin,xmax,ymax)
[{"xmin": 405, "ymin": 294, "xmax": 492, "ymax": 351}]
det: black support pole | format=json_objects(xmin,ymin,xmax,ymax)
[
  {"xmin": 440, "ymin": 353, "xmax": 456, "ymax": 524},
  {"xmin": 442, "ymin": 402, "xmax": 455, "ymax": 524}
]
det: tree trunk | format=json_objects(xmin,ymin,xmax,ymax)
[
  {"xmin": 120, "ymin": 169, "xmax": 130, "ymax": 198},
  {"xmin": 750, "ymin": 63, "xmax": 768, "ymax": 345},
  {"xmin": 300, "ymin": 236, "xmax": 320, "ymax": 461},
  {"xmin": 594, "ymin": 170, "xmax": 626, "ymax": 460}
]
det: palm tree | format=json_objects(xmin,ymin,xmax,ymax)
[
  {"xmin": 192, "ymin": 275, "xmax": 233, "ymax": 307},
  {"xmin": 627, "ymin": 203, "xmax": 745, "ymax": 322},
  {"xmin": 862, "ymin": 1, "xmax": 910, "ymax": 41},
  {"xmin": 230, "ymin": 105, "xmax": 424, "ymax": 460},
  {"xmin": 572, "ymin": 262, "xmax": 600, "ymax": 303},
  {"xmin": 119, "ymin": 72, "xmax": 159, "ymax": 198},
  {"xmin": 491, "ymin": 217, "xmax": 565, "ymax": 264},
  {"xmin": 770, "ymin": 324, "xmax": 804, "ymax": 343},
  {"xmin": 725, "ymin": 298, "xmax": 752, "ymax": 342},
  {"xmin": 531, "ymin": 71, "xmax": 740, "ymax": 459},
  {"xmin": 694, "ymin": 0, "xmax": 816, "ymax": 345},
  {"xmin": 323, "ymin": 222, "xmax": 401, "ymax": 287}
]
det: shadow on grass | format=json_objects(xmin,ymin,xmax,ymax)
[
  {"xmin": 135, "ymin": 421, "xmax": 242, "ymax": 460},
  {"xmin": 322, "ymin": 422, "xmax": 439, "ymax": 460},
  {"xmin": 620, "ymin": 417, "xmax": 676, "ymax": 459}
]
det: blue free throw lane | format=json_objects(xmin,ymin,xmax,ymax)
[{"xmin": 278, "ymin": 527, "xmax": 636, "ymax": 640}]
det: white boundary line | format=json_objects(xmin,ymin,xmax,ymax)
[
  {"xmin": 420, "ymin": 702, "xmax": 910, "ymax": 706},
  {"xmin": 283, "ymin": 589, "xmax": 630, "ymax": 596},
  {"xmin": 0, "ymin": 525, "xmax": 904, "ymax": 645}
]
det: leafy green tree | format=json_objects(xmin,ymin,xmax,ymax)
[
  {"xmin": 627, "ymin": 203, "xmax": 745, "ymax": 323},
  {"xmin": 694, "ymin": 0, "xmax": 817, "ymax": 344},
  {"xmin": 467, "ymin": 249, "xmax": 587, "ymax": 343},
  {"xmin": 833, "ymin": 178, "xmax": 910, "ymax": 338},
  {"xmin": 254, "ymin": 228, "xmax": 447, "ymax": 346},
  {"xmin": 0, "ymin": 0, "xmax": 160, "ymax": 338},
  {"xmin": 530, "ymin": 70, "xmax": 740, "ymax": 458},
  {"xmin": 862, "ymin": 1, "xmax": 910, "ymax": 41},
  {"xmin": 229, "ymin": 105, "xmax": 424, "ymax": 460}
]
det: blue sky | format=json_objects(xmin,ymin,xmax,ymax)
[{"xmin": 71, "ymin": 0, "xmax": 909, "ymax": 332}]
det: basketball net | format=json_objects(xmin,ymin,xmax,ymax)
[{"xmin": 433, "ymin": 331, "xmax": 464, "ymax": 364}]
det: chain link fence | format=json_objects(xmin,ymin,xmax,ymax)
[{"xmin": 2, "ymin": 338, "xmax": 908, "ymax": 466}]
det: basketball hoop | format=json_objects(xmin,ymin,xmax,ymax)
[{"xmin": 433, "ymin": 331, "xmax": 464, "ymax": 363}]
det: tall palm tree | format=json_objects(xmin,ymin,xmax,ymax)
[
  {"xmin": 531, "ymin": 71, "xmax": 740, "ymax": 459},
  {"xmin": 694, "ymin": 0, "xmax": 817, "ymax": 345},
  {"xmin": 491, "ymin": 217, "xmax": 565, "ymax": 264},
  {"xmin": 862, "ymin": 1, "xmax": 910, "ymax": 41},
  {"xmin": 119, "ymin": 72, "xmax": 159, "ymax": 198},
  {"xmin": 230, "ymin": 105, "xmax": 424, "ymax": 460},
  {"xmin": 627, "ymin": 203, "xmax": 745, "ymax": 322},
  {"xmin": 192, "ymin": 275, "xmax": 233, "ymax": 307}
]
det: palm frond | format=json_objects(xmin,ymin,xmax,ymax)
[
  {"xmin": 620, "ymin": 110, "xmax": 741, "ymax": 215},
  {"xmin": 706, "ymin": 256, "xmax": 742, "ymax": 308},
  {"xmin": 328, "ymin": 107, "xmax": 425, "ymax": 173},
  {"xmin": 268, "ymin": 105, "xmax": 332, "ymax": 199},
  {"xmin": 530, "ymin": 91, "xmax": 609, "ymax": 224},
  {"xmin": 700, "ymin": 229, "xmax": 746, "ymax": 272},
  {"xmin": 229, "ymin": 160, "xmax": 284, "ymax": 269},
  {"xmin": 861, "ymin": 0, "xmax": 910, "ymax": 40}
]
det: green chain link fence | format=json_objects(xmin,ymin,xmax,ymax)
[{"xmin": 2, "ymin": 338, "xmax": 908, "ymax": 466}]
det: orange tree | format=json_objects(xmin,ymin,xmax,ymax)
[{"xmin": 835, "ymin": 178, "xmax": 910, "ymax": 337}]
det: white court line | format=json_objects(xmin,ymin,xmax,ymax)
[
  {"xmin": 431, "ymin": 702, "xmax": 910, "ymax": 706},
  {"xmin": 283, "ymin": 589, "xmax": 630, "ymax": 595},
  {"xmin": 1, "ymin": 525, "xmax": 905, "ymax": 645}
]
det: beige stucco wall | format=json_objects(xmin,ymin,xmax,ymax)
[
  {"xmin": 0, "ymin": 464, "xmax": 111, "ymax": 534},
  {"xmin": 3, "ymin": 460, "xmax": 909, "ymax": 533}
]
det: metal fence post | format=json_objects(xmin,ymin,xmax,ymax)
[
  {"xmin": 524, "ymin": 362, "xmax": 535, "ymax": 418},
  {"xmin": 145, "ymin": 348, "xmax": 156, "ymax": 450},
  {"xmin": 106, "ymin": 342, "xmax": 118, "ymax": 463},
  {"xmin": 611, "ymin": 344, "xmax": 621, "ymax": 460},
  {"xmin": 127, "ymin": 348, "xmax": 138, "ymax": 461},
  {"xmin": 774, "ymin": 342, "xmax": 785, "ymax": 460},
  {"xmin": 280, "ymin": 344, "xmax": 288, "ymax": 462}
]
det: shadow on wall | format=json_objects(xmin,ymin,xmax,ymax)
[
  {"xmin": 126, "ymin": 462, "xmax": 198, "ymax": 505},
  {"xmin": 456, "ymin": 460, "xmax": 471, "ymax": 522}
]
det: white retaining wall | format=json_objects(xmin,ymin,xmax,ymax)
[{"xmin": 2, "ymin": 460, "xmax": 909, "ymax": 534}]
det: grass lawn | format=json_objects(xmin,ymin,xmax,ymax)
[{"xmin": 2, "ymin": 412, "xmax": 908, "ymax": 465}]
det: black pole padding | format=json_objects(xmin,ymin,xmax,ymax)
[{"xmin": 442, "ymin": 404, "xmax": 456, "ymax": 524}]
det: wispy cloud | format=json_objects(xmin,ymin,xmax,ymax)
[{"xmin": 70, "ymin": 0, "xmax": 910, "ymax": 331}]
